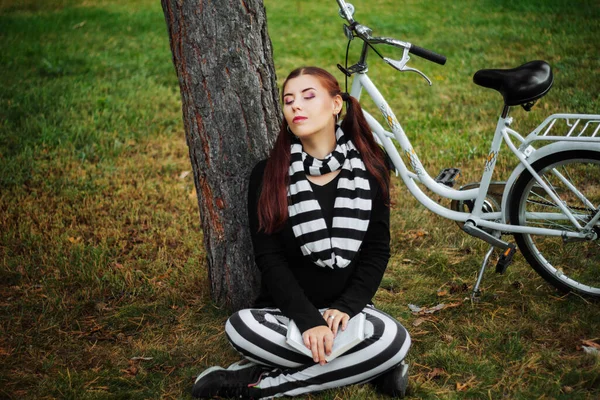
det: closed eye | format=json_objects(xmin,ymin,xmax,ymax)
[{"xmin": 283, "ymin": 91, "xmax": 315, "ymax": 105}]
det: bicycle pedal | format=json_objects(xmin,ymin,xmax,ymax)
[
  {"xmin": 435, "ymin": 168, "xmax": 461, "ymax": 187},
  {"xmin": 495, "ymin": 243, "xmax": 517, "ymax": 274}
]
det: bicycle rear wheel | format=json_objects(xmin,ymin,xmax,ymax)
[{"xmin": 509, "ymin": 150, "xmax": 600, "ymax": 297}]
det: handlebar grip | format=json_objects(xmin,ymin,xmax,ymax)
[{"xmin": 409, "ymin": 44, "xmax": 447, "ymax": 65}]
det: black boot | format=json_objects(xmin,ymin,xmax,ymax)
[
  {"xmin": 192, "ymin": 361, "xmax": 266, "ymax": 399},
  {"xmin": 372, "ymin": 360, "xmax": 409, "ymax": 398}
]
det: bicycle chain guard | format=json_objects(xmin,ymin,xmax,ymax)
[{"xmin": 450, "ymin": 182, "xmax": 506, "ymax": 232}]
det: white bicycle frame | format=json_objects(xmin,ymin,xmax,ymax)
[{"xmin": 349, "ymin": 72, "xmax": 600, "ymax": 240}]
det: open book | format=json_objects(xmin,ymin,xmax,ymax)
[{"xmin": 286, "ymin": 312, "xmax": 366, "ymax": 362}]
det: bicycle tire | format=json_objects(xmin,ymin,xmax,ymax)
[{"xmin": 508, "ymin": 150, "xmax": 600, "ymax": 297}]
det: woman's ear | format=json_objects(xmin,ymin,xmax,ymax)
[{"xmin": 332, "ymin": 94, "xmax": 343, "ymax": 115}]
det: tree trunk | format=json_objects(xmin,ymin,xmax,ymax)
[{"xmin": 161, "ymin": 0, "xmax": 281, "ymax": 310}]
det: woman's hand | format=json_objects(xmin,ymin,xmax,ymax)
[
  {"xmin": 322, "ymin": 309, "xmax": 350, "ymax": 338},
  {"xmin": 302, "ymin": 325, "xmax": 334, "ymax": 365}
]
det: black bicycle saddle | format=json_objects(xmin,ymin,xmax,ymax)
[{"xmin": 473, "ymin": 60, "xmax": 553, "ymax": 107}]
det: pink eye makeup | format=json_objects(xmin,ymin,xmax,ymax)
[
  {"xmin": 283, "ymin": 94, "xmax": 314, "ymax": 106},
  {"xmin": 283, "ymin": 87, "xmax": 318, "ymax": 106}
]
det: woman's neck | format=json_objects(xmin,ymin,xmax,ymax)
[{"xmin": 300, "ymin": 126, "xmax": 337, "ymax": 159}]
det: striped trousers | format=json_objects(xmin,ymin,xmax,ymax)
[{"xmin": 225, "ymin": 305, "xmax": 411, "ymax": 398}]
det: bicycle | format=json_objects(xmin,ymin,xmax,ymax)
[{"xmin": 334, "ymin": 0, "xmax": 600, "ymax": 299}]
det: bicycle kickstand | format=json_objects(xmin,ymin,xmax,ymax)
[{"xmin": 471, "ymin": 245, "xmax": 495, "ymax": 302}]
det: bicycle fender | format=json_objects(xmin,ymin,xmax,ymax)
[{"xmin": 501, "ymin": 141, "xmax": 600, "ymax": 224}]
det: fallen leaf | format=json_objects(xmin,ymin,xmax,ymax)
[
  {"xmin": 88, "ymin": 386, "xmax": 110, "ymax": 392},
  {"xmin": 427, "ymin": 368, "xmax": 446, "ymax": 380},
  {"xmin": 412, "ymin": 318, "xmax": 427, "ymax": 327},
  {"xmin": 581, "ymin": 339, "xmax": 600, "ymax": 349},
  {"xmin": 83, "ymin": 376, "xmax": 101, "ymax": 389},
  {"xmin": 563, "ymin": 386, "xmax": 574, "ymax": 394},
  {"xmin": 445, "ymin": 302, "xmax": 462, "ymax": 310},
  {"xmin": 122, "ymin": 365, "xmax": 138, "ymax": 376},
  {"xmin": 582, "ymin": 346, "xmax": 600, "ymax": 356},
  {"xmin": 441, "ymin": 334, "xmax": 454, "ymax": 343},
  {"xmin": 408, "ymin": 304, "xmax": 422, "ymax": 313},
  {"xmin": 449, "ymin": 282, "xmax": 469, "ymax": 294},
  {"xmin": 409, "ymin": 302, "xmax": 462, "ymax": 315},
  {"xmin": 456, "ymin": 382, "xmax": 469, "ymax": 391},
  {"xmin": 406, "ymin": 229, "xmax": 428, "ymax": 240},
  {"xmin": 511, "ymin": 281, "xmax": 524, "ymax": 290},
  {"xmin": 179, "ymin": 170, "xmax": 191, "ymax": 180},
  {"xmin": 122, "ymin": 359, "xmax": 139, "ymax": 376},
  {"xmin": 424, "ymin": 303, "xmax": 447, "ymax": 313}
]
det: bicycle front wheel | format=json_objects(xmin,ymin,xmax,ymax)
[{"xmin": 508, "ymin": 150, "xmax": 600, "ymax": 297}]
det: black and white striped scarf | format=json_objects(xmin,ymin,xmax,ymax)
[{"xmin": 287, "ymin": 127, "xmax": 371, "ymax": 269}]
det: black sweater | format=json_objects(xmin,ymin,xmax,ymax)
[{"xmin": 248, "ymin": 159, "xmax": 390, "ymax": 333}]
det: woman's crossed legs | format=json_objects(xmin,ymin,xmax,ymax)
[{"xmin": 224, "ymin": 306, "xmax": 411, "ymax": 398}]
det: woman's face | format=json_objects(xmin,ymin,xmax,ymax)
[{"xmin": 283, "ymin": 74, "xmax": 342, "ymax": 141}]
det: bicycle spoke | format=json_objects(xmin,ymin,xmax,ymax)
[{"xmin": 511, "ymin": 151, "xmax": 600, "ymax": 297}]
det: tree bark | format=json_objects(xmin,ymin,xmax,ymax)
[{"xmin": 161, "ymin": 0, "xmax": 280, "ymax": 310}]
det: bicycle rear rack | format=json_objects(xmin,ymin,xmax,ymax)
[{"xmin": 521, "ymin": 114, "xmax": 600, "ymax": 149}]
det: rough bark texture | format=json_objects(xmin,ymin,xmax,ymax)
[{"xmin": 161, "ymin": 0, "xmax": 281, "ymax": 310}]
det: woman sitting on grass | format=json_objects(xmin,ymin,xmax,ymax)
[{"xmin": 192, "ymin": 66, "xmax": 411, "ymax": 399}]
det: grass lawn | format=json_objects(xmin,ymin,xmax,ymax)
[{"xmin": 1, "ymin": 0, "xmax": 599, "ymax": 398}]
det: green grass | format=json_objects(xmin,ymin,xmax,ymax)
[{"xmin": 1, "ymin": 0, "xmax": 599, "ymax": 398}]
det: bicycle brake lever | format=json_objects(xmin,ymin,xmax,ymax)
[
  {"xmin": 383, "ymin": 55, "xmax": 433, "ymax": 86},
  {"xmin": 403, "ymin": 66, "xmax": 432, "ymax": 86}
]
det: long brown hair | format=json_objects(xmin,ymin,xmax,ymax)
[{"xmin": 257, "ymin": 66, "xmax": 390, "ymax": 233}]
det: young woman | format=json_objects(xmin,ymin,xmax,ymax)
[{"xmin": 193, "ymin": 67, "xmax": 411, "ymax": 399}]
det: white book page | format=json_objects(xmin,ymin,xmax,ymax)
[{"xmin": 286, "ymin": 312, "xmax": 366, "ymax": 362}]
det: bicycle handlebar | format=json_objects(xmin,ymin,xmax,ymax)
[
  {"xmin": 409, "ymin": 44, "xmax": 447, "ymax": 65},
  {"xmin": 336, "ymin": 1, "xmax": 447, "ymax": 66},
  {"xmin": 368, "ymin": 36, "xmax": 447, "ymax": 66}
]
